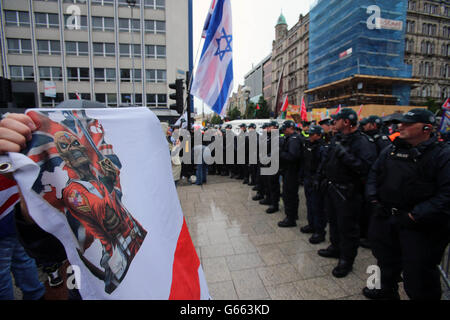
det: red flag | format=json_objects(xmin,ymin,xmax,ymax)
[
  {"xmin": 357, "ymin": 105, "xmax": 363, "ymax": 117},
  {"xmin": 300, "ymin": 96, "xmax": 308, "ymax": 121},
  {"xmin": 0, "ymin": 175, "xmax": 19, "ymax": 220},
  {"xmin": 281, "ymin": 96, "xmax": 289, "ymax": 113},
  {"xmin": 75, "ymin": 91, "xmax": 81, "ymax": 100},
  {"xmin": 256, "ymin": 104, "xmax": 260, "ymax": 110},
  {"xmin": 442, "ymin": 98, "xmax": 450, "ymax": 111}
]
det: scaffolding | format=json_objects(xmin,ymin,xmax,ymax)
[{"xmin": 308, "ymin": 0, "xmax": 413, "ymax": 106}]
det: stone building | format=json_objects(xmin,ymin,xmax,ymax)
[
  {"xmin": 405, "ymin": 0, "xmax": 450, "ymax": 106},
  {"xmin": 270, "ymin": 12, "xmax": 309, "ymax": 112}
]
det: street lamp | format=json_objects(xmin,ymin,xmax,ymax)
[{"xmin": 127, "ymin": 0, "xmax": 136, "ymax": 106}]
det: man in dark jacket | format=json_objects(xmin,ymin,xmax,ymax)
[
  {"xmin": 278, "ymin": 120, "xmax": 302, "ymax": 227},
  {"xmin": 300, "ymin": 125, "xmax": 327, "ymax": 244},
  {"xmin": 363, "ymin": 108, "xmax": 450, "ymax": 300},
  {"xmin": 318, "ymin": 108, "xmax": 377, "ymax": 278}
]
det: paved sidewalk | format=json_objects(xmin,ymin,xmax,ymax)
[{"xmin": 178, "ymin": 174, "xmax": 410, "ymax": 300}]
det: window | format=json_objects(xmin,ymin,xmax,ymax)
[
  {"xmin": 65, "ymin": 41, "xmax": 88, "ymax": 56},
  {"xmin": 39, "ymin": 67, "xmax": 62, "ymax": 81},
  {"xmin": 120, "ymin": 69, "xmax": 141, "ymax": 82},
  {"xmin": 92, "ymin": 16, "xmax": 114, "ymax": 32},
  {"xmin": 94, "ymin": 68, "xmax": 116, "ymax": 82},
  {"xmin": 408, "ymin": 1, "xmax": 416, "ymax": 10},
  {"xmin": 118, "ymin": 0, "xmax": 141, "ymax": 6},
  {"xmin": 10, "ymin": 66, "xmax": 34, "ymax": 81},
  {"xmin": 145, "ymin": 69, "xmax": 166, "ymax": 83},
  {"xmin": 406, "ymin": 20, "xmax": 415, "ymax": 33},
  {"xmin": 68, "ymin": 93, "xmax": 90, "ymax": 100},
  {"xmin": 41, "ymin": 93, "xmax": 64, "ymax": 107},
  {"xmin": 64, "ymin": 14, "xmax": 88, "ymax": 30},
  {"xmin": 144, "ymin": 0, "xmax": 165, "ymax": 10},
  {"xmin": 119, "ymin": 18, "xmax": 140, "ymax": 32},
  {"xmin": 145, "ymin": 45, "xmax": 166, "ymax": 58},
  {"xmin": 145, "ymin": 20, "xmax": 165, "ymax": 33},
  {"xmin": 35, "ymin": 13, "xmax": 59, "ymax": 28},
  {"xmin": 37, "ymin": 40, "xmax": 61, "ymax": 55},
  {"xmin": 5, "ymin": 11, "xmax": 30, "ymax": 27},
  {"xmin": 425, "ymin": 62, "xmax": 433, "ymax": 77},
  {"xmin": 444, "ymin": 26, "xmax": 450, "ymax": 39},
  {"xmin": 119, "ymin": 43, "xmax": 141, "ymax": 57},
  {"xmin": 146, "ymin": 94, "xmax": 166, "ymax": 107},
  {"xmin": 95, "ymin": 93, "xmax": 117, "ymax": 107},
  {"xmin": 120, "ymin": 93, "xmax": 142, "ymax": 105},
  {"xmin": 91, "ymin": 0, "xmax": 114, "ymax": 5},
  {"xmin": 93, "ymin": 42, "xmax": 115, "ymax": 56},
  {"xmin": 63, "ymin": 0, "xmax": 87, "ymax": 3},
  {"xmin": 446, "ymin": 64, "xmax": 450, "ymax": 78},
  {"xmin": 405, "ymin": 39, "xmax": 414, "ymax": 52},
  {"xmin": 7, "ymin": 39, "xmax": 32, "ymax": 54},
  {"xmin": 67, "ymin": 67, "xmax": 90, "ymax": 81}
]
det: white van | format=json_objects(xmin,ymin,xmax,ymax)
[{"xmin": 224, "ymin": 119, "xmax": 284, "ymax": 134}]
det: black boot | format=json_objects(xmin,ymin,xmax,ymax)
[
  {"xmin": 243, "ymin": 179, "xmax": 249, "ymax": 184},
  {"xmin": 359, "ymin": 238, "xmax": 371, "ymax": 249},
  {"xmin": 362, "ymin": 287, "xmax": 400, "ymax": 300},
  {"xmin": 309, "ymin": 233, "xmax": 325, "ymax": 244},
  {"xmin": 252, "ymin": 194, "xmax": 264, "ymax": 201},
  {"xmin": 332, "ymin": 260, "xmax": 353, "ymax": 278},
  {"xmin": 259, "ymin": 198, "xmax": 271, "ymax": 206},
  {"xmin": 252, "ymin": 186, "xmax": 258, "ymax": 191},
  {"xmin": 300, "ymin": 225, "xmax": 314, "ymax": 234},
  {"xmin": 318, "ymin": 245, "xmax": 340, "ymax": 258},
  {"xmin": 266, "ymin": 206, "xmax": 279, "ymax": 214},
  {"xmin": 277, "ymin": 217, "xmax": 297, "ymax": 228}
]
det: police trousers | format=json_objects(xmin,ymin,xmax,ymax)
[
  {"xmin": 325, "ymin": 184, "xmax": 362, "ymax": 262},
  {"xmin": 282, "ymin": 169, "xmax": 300, "ymax": 220},
  {"xmin": 304, "ymin": 177, "xmax": 326, "ymax": 234},
  {"xmin": 262, "ymin": 172, "xmax": 280, "ymax": 207},
  {"xmin": 369, "ymin": 213, "xmax": 449, "ymax": 300}
]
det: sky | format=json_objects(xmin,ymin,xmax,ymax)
[{"xmin": 191, "ymin": 0, "xmax": 315, "ymax": 114}]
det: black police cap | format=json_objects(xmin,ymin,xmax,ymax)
[
  {"xmin": 248, "ymin": 123, "xmax": 256, "ymax": 129},
  {"xmin": 367, "ymin": 115, "xmax": 382, "ymax": 126},
  {"xmin": 270, "ymin": 121, "xmax": 279, "ymax": 128},
  {"xmin": 239, "ymin": 123, "xmax": 247, "ymax": 128},
  {"xmin": 335, "ymin": 108, "xmax": 358, "ymax": 124},
  {"xmin": 283, "ymin": 120, "xmax": 296, "ymax": 129},
  {"xmin": 319, "ymin": 118, "xmax": 331, "ymax": 126},
  {"xmin": 308, "ymin": 125, "xmax": 324, "ymax": 135},
  {"xmin": 393, "ymin": 108, "xmax": 436, "ymax": 124},
  {"xmin": 359, "ymin": 117, "xmax": 369, "ymax": 126},
  {"xmin": 225, "ymin": 124, "xmax": 232, "ymax": 129}
]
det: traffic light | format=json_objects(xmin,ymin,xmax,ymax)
[{"xmin": 169, "ymin": 79, "xmax": 184, "ymax": 114}]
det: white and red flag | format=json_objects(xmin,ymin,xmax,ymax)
[
  {"xmin": 357, "ymin": 105, "xmax": 364, "ymax": 117},
  {"xmin": 0, "ymin": 175, "xmax": 19, "ymax": 221},
  {"xmin": 0, "ymin": 107, "xmax": 210, "ymax": 300}
]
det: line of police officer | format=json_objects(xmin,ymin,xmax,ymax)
[{"xmin": 213, "ymin": 107, "xmax": 449, "ymax": 300}]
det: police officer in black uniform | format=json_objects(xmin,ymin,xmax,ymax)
[
  {"xmin": 300, "ymin": 125, "xmax": 328, "ymax": 244},
  {"xmin": 261, "ymin": 121, "xmax": 281, "ymax": 214},
  {"xmin": 363, "ymin": 108, "xmax": 450, "ymax": 300},
  {"xmin": 278, "ymin": 120, "xmax": 302, "ymax": 227},
  {"xmin": 247, "ymin": 123, "xmax": 258, "ymax": 186},
  {"xmin": 318, "ymin": 108, "xmax": 377, "ymax": 278},
  {"xmin": 362, "ymin": 115, "xmax": 392, "ymax": 153},
  {"xmin": 359, "ymin": 115, "xmax": 392, "ymax": 249},
  {"xmin": 252, "ymin": 123, "xmax": 270, "ymax": 202},
  {"xmin": 224, "ymin": 124, "xmax": 235, "ymax": 177}
]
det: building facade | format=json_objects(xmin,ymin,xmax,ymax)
[
  {"xmin": 262, "ymin": 55, "xmax": 272, "ymax": 108},
  {"xmin": 243, "ymin": 54, "xmax": 271, "ymax": 105},
  {"xmin": 0, "ymin": 0, "xmax": 190, "ymax": 108},
  {"xmin": 405, "ymin": 0, "xmax": 450, "ymax": 106},
  {"xmin": 271, "ymin": 12, "xmax": 309, "ymax": 112}
]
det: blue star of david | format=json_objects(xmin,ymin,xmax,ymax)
[{"xmin": 215, "ymin": 28, "xmax": 232, "ymax": 61}]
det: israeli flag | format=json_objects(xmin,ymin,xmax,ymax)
[{"xmin": 191, "ymin": 0, "xmax": 233, "ymax": 116}]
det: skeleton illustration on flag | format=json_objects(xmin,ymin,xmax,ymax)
[{"xmin": 24, "ymin": 110, "xmax": 147, "ymax": 294}]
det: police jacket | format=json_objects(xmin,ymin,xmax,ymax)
[
  {"xmin": 365, "ymin": 129, "xmax": 391, "ymax": 154},
  {"xmin": 280, "ymin": 132, "xmax": 302, "ymax": 171},
  {"xmin": 366, "ymin": 136, "xmax": 450, "ymax": 225},
  {"xmin": 303, "ymin": 139, "xmax": 326, "ymax": 179},
  {"xmin": 324, "ymin": 130, "xmax": 377, "ymax": 186}
]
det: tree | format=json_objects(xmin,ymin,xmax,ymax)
[
  {"xmin": 426, "ymin": 98, "xmax": 440, "ymax": 116},
  {"xmin": 227, "ymin": 106, "xmax": 241, "ymax": 120},
  {"xmin": 210, "ymin": 113, "xmax": 223, "ymax": 124},
  {"xmin": 255, "ymin": 96, "xmax": 271, "ymax": 119},
  {"xmin": 244, "ymin": 101, "xmax": 256, "ymax": 119}
]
